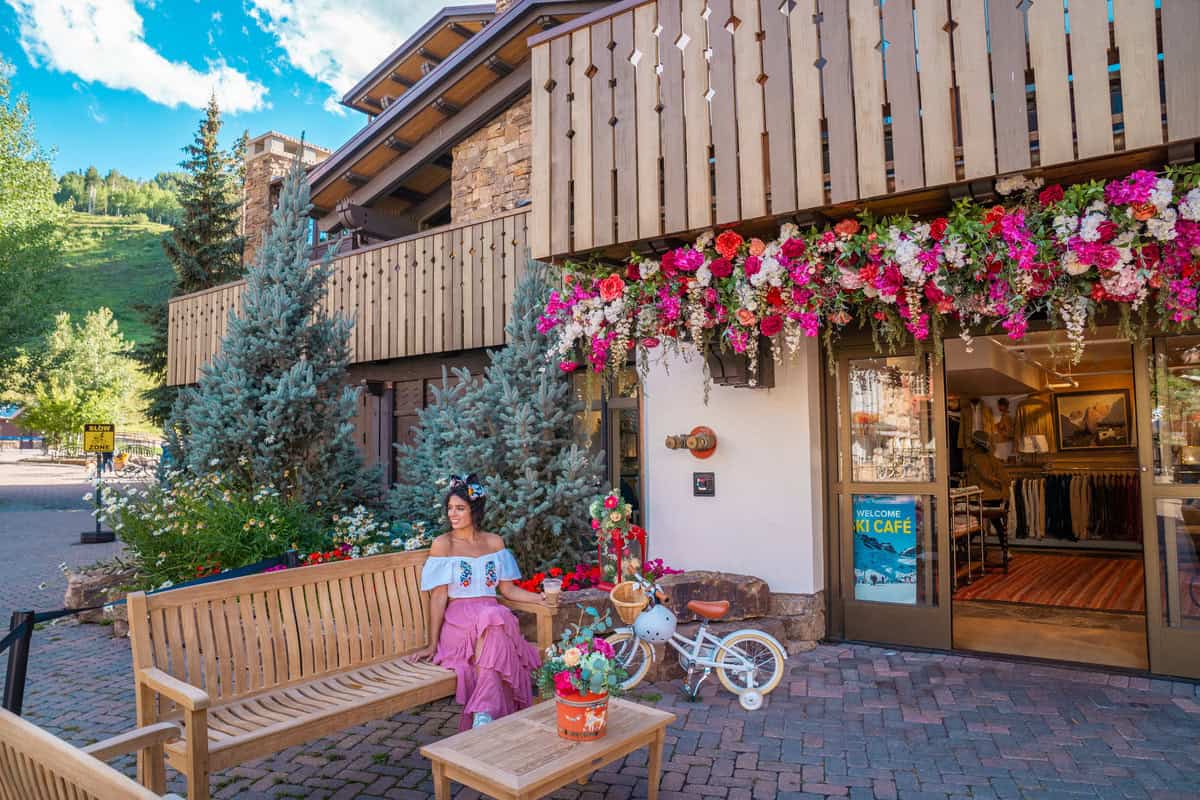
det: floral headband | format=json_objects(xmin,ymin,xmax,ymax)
[{"xmin": 449, "ymin": 475, "xmax": 487, "ymax": 500}]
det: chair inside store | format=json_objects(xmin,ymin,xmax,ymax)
[{"xmin": 944, "ymin": 329, "xmax": 1148, "ymax": 670}]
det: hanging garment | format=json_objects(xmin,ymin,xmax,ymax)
[
  {"xmin": 947, "ymin": 413, "xmax": 964, "ymax": 476},
  {"xmin": 1015, "ymin": 394, "xmax": 1055, "ymax": 450},
  {"xmin": 1069, "ymin": 475, "xmax": 1090, "ymax": 540},
  {"xmin": 1014, "ymin": 478, "xmax": 1029, "ymax": 539},
  {"xmin": 1007, "ymin": 482, "xmax": 1018, "ymax": 536},
  {"xmin": 957, "ymin": 401, "xmax": 996, "ymax": 449}
]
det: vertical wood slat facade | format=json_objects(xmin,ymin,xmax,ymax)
[
  {"xmin": 530, "ymin": 0, "xmax": 1200, "ymax": 262},
  {"xmin": 166, "ymin": 210, "xmax": 530, "ymax": 385}
]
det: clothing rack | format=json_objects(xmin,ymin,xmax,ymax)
[{"xmin": 1008, "ymin": 468, "xmax": 1143, "ymax": 548}]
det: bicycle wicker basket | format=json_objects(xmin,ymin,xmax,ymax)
[{"xmin": 609, "ymin": 581, "xmax": 648, "ymax": 624}]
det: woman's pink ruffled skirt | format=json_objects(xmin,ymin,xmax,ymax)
[{"xmin": 434, "ymin": 597, "xmax": 542, "ymax": 731}]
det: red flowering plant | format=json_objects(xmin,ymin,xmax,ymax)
[
  {"xmin": 538, "ymin": 164, "xmax": 1200, "ymax": 385},
  {"xmin": 588, "ymin": 489, "xmax": 645, "ymax": 583}
]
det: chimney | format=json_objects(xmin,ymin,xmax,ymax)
[{"xmin": 240, "ymin": 132, "xmax": 331, "ymax": 267}]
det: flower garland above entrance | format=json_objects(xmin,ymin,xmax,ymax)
[{"xmin": 538, "ymin": 165, "xmax": 1200, "ymax": 385}]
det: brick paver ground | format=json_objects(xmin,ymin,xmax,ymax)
[{"xmin": 6, "ymin": 451, "xmax": 1200, "ymax": 799}]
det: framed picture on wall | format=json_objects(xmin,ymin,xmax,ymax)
[{"xmin": 1053, "ymin": 389, "xmax": 1133, "ymax": 450}]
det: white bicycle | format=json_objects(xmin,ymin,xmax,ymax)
[{"xmin": 605, "ymin": 574, "xmax": 788, "ymax": 710}]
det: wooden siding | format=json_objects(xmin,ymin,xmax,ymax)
[
  {"xmin": 167, "ymin": 210, "xmax": 529, "ymax": 386},
  {"xmin": 529, "ymin": 0, "xmax": 1200, "ymax": 261}
]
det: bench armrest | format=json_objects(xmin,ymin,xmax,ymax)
[
  {"xmin": 499, "ymin": 598, "xmax": 558, "ymax": 652},
  {"xmin": 83, "ymin": 721, "xmax": 182, "ymax": 761},
  {"xmin": 137, "ymin": 668, "xmax": 210, "ymax": 712}
]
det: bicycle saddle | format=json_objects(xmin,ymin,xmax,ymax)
[{"xmin": 686, "ymin": 600, "xmax": 730, "ymax": 620}]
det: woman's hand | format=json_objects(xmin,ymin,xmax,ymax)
[
  {"xmin": 408, "ymin": 645, "xmax": 437, "ymax": 662},
  {"xmin": 539, "ymin": 592, "xmax": 559, "ymax": 609}
]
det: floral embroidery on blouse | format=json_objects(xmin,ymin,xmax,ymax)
[
  {"xmin": 484, "ymin": 560, "xmax": 499, "ymax": 588},
  {"xmin": 458, "ymin": 560, "xmax": 473, "ymax": 588}
]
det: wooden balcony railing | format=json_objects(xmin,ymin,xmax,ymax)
[
  {"xmin": 167, "ymin": 209, "xmax": 530, "ymax": 385},
  {"xmin": 528, "ymin": 0, "xmax": 1200, "ymax": 261}
]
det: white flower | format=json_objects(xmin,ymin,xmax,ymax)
[
  {"xmin": 208, "ymin": 458, "xmax": 220, "ymax": 467},
  {"xmin": 693, "ymin": 230, "xmax": 715, "ymax": 249},
  {"xmin": 1079, "ymin": 212, "xmax": 1106, "ymax": 243},
  {"xmin": 82, "ymin": 492, "xmax": 93, "ymax": 502},
  {"xmin": 1053, "ymin": 214, "xmax": 1079, "ymax": 239},
  {"xmin": 1085, "ymin": 199, "xmax": 1109, "ymax": 215},
  {"xmin": 639, "ymin": 260, "xmax": 660, "ymax": 279},
  {"xmin": 779, "ymin": 222, "xmax": 800, "ymax": 241},
  {"xmin": 1147, "ymin": 208, "xmax": 1178, "ymax": 242},
  {"xmin": 1061, "ymin": 250, "xmax": 1090, "ymax": 276},
  {"xmin": 1179, "ymin": 188, "xmax": 1200, "ymax": 222},
  {"xmin": 695, "ymin": 264, "xmax": 712, "ymax": 287},
  {"xmin": 1150, "ymin": 177, "xmax": 1174, "ymax": 211}
]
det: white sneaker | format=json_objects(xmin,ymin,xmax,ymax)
[{"xmin": 471, "ymin": 712, "xmax": 493, "ymax": 728}]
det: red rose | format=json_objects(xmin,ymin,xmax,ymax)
[
  {"xmin": 781, "ymin": 238, "xmax": 806, "ymax": 260},
  {"xmin": 625, "ymin": 262, "xmax": 641, "ymax": 281},
  {"xmin": 766, "ymin": 287, "xmax": 785, "ymax": 307},
  {"xmin": 984, "ymin": 205, "xmax": 1005, "ymax": 225},
  {"xmin": 715, "ymin": 230, "xmax": 744, "ymax": 259},
  {"xmin": 743, "ymin": 256, "xmax": 762, "ymax": 276},
  {"xmin": 1038, "ymin": 184, "xmax": 1064, "ymax": 206},
  {"xmin": 929, "ymin": 217, "xmax": 949, "ymax": 241},
  {"xmin": 709, "ymin": 257, "xmax": 733, "ymax": 278},
  {"xmin": 1090, "ymin": 282, "xmax": 1107, "ymax": 302},
  {"xmin": 834, "ymin": 218, "xmax": 860, "ymax": 238},
  {"xmin": 759, "ymin": 314, "xmax": 783, "ymax": 336},
  {"xmin": 1096, "ymin": 220, "xmax": 1118, "ymax": 244},
  {"xmin": 598, "ymin": 273, "xmax": 626, "ymax": 301}
]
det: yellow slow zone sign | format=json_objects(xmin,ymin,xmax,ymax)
[{"xmin": 83, "ymin": 424, "xmax": 115, "ymax": 453}]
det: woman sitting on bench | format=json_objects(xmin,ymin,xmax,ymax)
[{"xmin": 411, "ymin": 474, "xmax": 549, "ymax": 730}]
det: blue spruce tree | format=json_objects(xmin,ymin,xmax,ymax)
[
  {"xmin": 390, "ymin": 261, "xmax": 603, "ymax": 572},
  {"xmin": 171, "ymin": 152, "xmax": 380, "ymax": 508}
]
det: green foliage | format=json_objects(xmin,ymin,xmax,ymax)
[
  {"xmin": 171, "ymin": 151, "xmax": 380, "ymax": 510},
  {"xmin": 136, "ymin": 95, "xmax": 247, "ymax": 426},
  {"xmin": 0, "ymin": 59, "xmax": 65, "ymax": 361},
  {"xmin": 98, "ymin": 469, "xmax": 330, "ymax": 590},
  {"xmin": 56, "ymin": 213, "xmax": 173, "ymax": 344},
  {"xmin": 389, "ymin": 262, "xmax": 605, "ymax": 574},
  {"xmin": 56, "ymin": 167, "xmax": 184, "ymax": 225},
  {"xmin": 19, "ymin": 308, "xmax": 146, "ymax": 447}
]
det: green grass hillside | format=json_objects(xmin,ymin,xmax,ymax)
[{"xmin": 57, "ymin": 212, "xmax": 173, "ymax": 344}]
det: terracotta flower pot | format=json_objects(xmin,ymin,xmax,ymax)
[{"xmin": 555, "ymin": 690, "xmax": 609, "ymax": 741}]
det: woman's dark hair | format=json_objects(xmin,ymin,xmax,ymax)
[{"xmin": 445, "ymin": 473, "xmax": 487, "ymax": 526}]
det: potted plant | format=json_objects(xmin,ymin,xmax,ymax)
[
  {"xmin": 535, "ymin": 607, "xmax": 627, "ymax": 741},
  {"xmin": 589, "ymin": 489, "xmax": 647, "ymax": 589}
]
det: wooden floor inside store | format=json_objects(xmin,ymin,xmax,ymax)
[{"xmin": 953, "ymin": 551, "xmax": 1145, "ymax": 612}]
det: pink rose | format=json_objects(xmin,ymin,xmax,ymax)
[
  {"xmin": 709, "ymin": 257, "xmax": 733, "ymax": 278},
  {"xmin": 553, "ymin": 671, "xmax": 575, "ymax": 694},
  {"xmin": 604, "ymin": 495, "xmax": 619, "ymax": 510}
]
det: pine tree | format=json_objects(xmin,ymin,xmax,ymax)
[
  {"xmin": 135, "ymin": 94, "xmax": 245, "ymax": 425},
  {"xmin": 170, "ymin": 151, "xmax": 380, "ymax": 509},
  {"xmin": 389, "ymin": 262, "xmax": 604, "ymax": 572}
]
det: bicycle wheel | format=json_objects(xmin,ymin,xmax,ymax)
[
  {"xmin": 605, "ymin": 631, "xmax": 653, "ymax": 691},
  {"xmin": 714, "ymin": 631, "xmax": 786, "ymax": 697}
]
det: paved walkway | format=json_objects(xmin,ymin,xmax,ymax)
[{"xmin": 4, "ymin": 451, "xmax": 1200, "ymax": 799}]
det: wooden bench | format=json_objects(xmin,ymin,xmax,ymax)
[
  {"xmin": 0, "ymin": 708, "xmax": 183, "ymax": 800},
  {"xmin": 126, "ymin": 550, "xmax": 555, "ymax": 800}
]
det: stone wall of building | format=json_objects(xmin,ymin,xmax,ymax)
[
  {"xmin": 241, "ymin": 133, "xmax": 329, "ymax": 267},
  {"xmin": 450, "ymin": 94, "xmax": 531, "ymax": 224}
]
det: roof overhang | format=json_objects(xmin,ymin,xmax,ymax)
[
  {"xmin": 308, "ymin": 0, "xmax": 608, "ymax": 219},
  {"xmin": 340, "ymin": 4, "xmax": 497, "ymax": 116}
]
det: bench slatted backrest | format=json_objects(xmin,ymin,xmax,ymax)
[
  {"xmin": 127, "ymin": 552, "xmax": 432, "ymax": 707},
  {"xmin": 0, "ymin": 709, "xmax": 161, "ymax": 800}
]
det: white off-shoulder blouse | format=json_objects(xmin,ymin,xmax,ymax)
[{"xmin": 420, "ymin": 548, "xmax": 522, "ymax": 598}]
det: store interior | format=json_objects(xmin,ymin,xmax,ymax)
[{"xmin": 945, "ymin": 329, "xmax": 1149, "ymax": 668}]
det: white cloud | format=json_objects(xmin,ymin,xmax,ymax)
[
  {"xmin": 245, "ymin": 0, "xmax": 445, "ymax": 113},
  {"xmin": 87, "ymin": 102, "xmax": 106, "ymax": 123},
  {"xmin": 5, "ymin": 0, "xmax": 269, "ymax": 113},
  {"xmin": 211, "ymin": 10, "xmax": 222, "ymax": 22},
  {"xmin": 322, "ymin": 96, "xmax": 346, "ymax": 116}
]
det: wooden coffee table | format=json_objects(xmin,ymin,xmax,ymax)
[{"xmin": 420, "ymin": 698, "xmax": 675, "ymax": 800}]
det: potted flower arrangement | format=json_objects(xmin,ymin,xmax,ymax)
[
  {"xmin": 588, "ymin": 489, "xmax": 647, "ymax": 589},
  {"xmin": 535, "ymin": 607, "xmax": 627, "ymax": 741}
]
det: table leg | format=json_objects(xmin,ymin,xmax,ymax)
[
  {"xmin": 432, "ymin": 760, "xmax": 451, "ymax": 800},
  {"xmin": 647, "ymin": 727, "xmax": 665, "ymax": 800}
]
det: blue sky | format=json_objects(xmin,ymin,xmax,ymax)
[{"xmin": 0, "ymin": 0, "xmax": 449, "ymax": 179}]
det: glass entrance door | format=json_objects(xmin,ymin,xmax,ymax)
[
  {"xmin": 833, "ymin": 347, "xmax": 952, "ymax": 649},
  {"xmin": 1135, "ymin": 336, "xmax": 1200, "ymax": 678}
]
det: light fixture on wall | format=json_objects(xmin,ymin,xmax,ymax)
[{"xmin": 665, "ymin": 426, "xmax": 718, "ymax": 458}]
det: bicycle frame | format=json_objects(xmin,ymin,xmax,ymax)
[{"xmin": 612, "ymin": 621, "xmax": 761, "ymax": 677}]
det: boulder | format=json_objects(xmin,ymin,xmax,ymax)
[
  {"xmin": 64, "ymin": 564, "xmax": 136, "ymax": 635},
  {"xmin": 770, "ymin": 590, "xmax": 826, "ymax": 643}
]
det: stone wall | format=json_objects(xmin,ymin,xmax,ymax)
[
  {"xmin": 450, "ymin": 95, "xmax": 531, "ymax": 223},
  {"xmin": 241, "ymin": 133, "xmax": 329, "ymax": 268}
]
